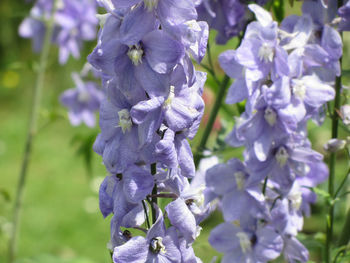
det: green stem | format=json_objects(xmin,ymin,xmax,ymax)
[
  {"xmin": 142, "ymin": 200, "xmax": 150, "ymax": 229},
  {"xmin": 334, "ymin": 165, "xmax": 350, "ymax": 199},
  {"xmin": 262, "ymin": 177, "xmax": 268, "ymax": 195},
  {"xmin": 338, "ymin": 209, "xmax": 350, "ymax": 247},
  {"xmin": 326, "ymin": 7, "xmax": 343, "ymax": 259},
  {"xmin": 194, "ymin": 74, "xmax": 230, "ymax": 167},
  {"xmin": 206, "ymin": 42, "xmax": 220, "ymax": 85},
  {"xmin": 150, "ymin": 163, "xmax": 157, "ymax": 224},
  {"xmin": 8, "ymin": 6, "xmax": 56, "ymax": 263}
]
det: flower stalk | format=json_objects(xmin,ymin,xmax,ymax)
[
  {"xmin": 326, "ymin": 4, "xmax": 343, "ymax": 258},
  {"xmin": 8, "ymin": 4, "xmax": 56, "ymax": 262}
]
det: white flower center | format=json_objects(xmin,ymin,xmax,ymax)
[
  {"xmin": 150, "ymin": 237, "xmax": 166, "ymax": 254},
  {"xmin": 164, "ymin": 85, "xmax": 175, "ymax": 109},
  {"xmin": 234, "ymin": 171, "xmax": 245, "ymax": 190},
  {"xmin": 292, "ymin": 80, "xmax": 306, "ymax": 99},
  {"xmin": 144, "ymin": 0, "xmax": 159, "ymax": 11},
  {"xmin": 258, "ymin": 43, "xmax": 274, "ymax": 63},
  {"xmin": 275, "ymin": 146, "xmax": 289, "ymax": 167},
  {"xmin": 77, "ymin": 90, "xmax": 90, "ymax": 103},
  {"xmin": 264, "ymin": 107, "xmax": 277, "ymax": 126},
  {"xmin": 236, "ymin": 232, "xmax": 252, "ymax": 254},
  {"xmin": 127, "ymin": 47, "xmax": 143, "ymax": 66},
  {"xmin": 117, "ymin": 109, "xmax": 132, "ymax": 133},
  {"xmin": 289, "ymin": 190, "xmax": 302, "ymax": 210}
]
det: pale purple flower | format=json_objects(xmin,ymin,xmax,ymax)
[
  {"xmin": 209, "ymin": 221, "xmax": 283, "ymax": 263},
  {"xmin": 206, "ymin": 158, "xmax": 268, "ymax": 222},
  {"xmin": 54, "ymin": 0, "xmax": 98, "ymax": 64},
  {"xmin": 113, "ymin": 208, "xmax": 181, "ymax": 263},
  {"xmin": 60, "ymin": 73, "xmax": 103, "ymax": 127}
]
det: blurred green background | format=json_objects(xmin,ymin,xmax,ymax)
[{"xmin": 1, "ymin": 1, "xmax": 350, "ymax": 263}]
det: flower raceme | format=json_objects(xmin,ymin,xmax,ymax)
[
  {"xmin": 206, "ymin": 3, "xmax": 341, "ymax": 263},
  {"xmin": 88, "ymin": 1, "xmax": 210, "ymax": 262}
]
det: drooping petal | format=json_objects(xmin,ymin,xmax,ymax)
[
  {"xmin": 165, "ymin": 198, "xmax": 197, "ymax": 242},
  {"xmin": 113, "ymin": 236, "xmax": 148, "ymax": 263}
]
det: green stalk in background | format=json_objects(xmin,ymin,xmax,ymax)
[
  {"xmin": 325, "ymin": 1, "xmax": 343, "ymax": 259},
  {"xmin": 194, "ymin": 74, "xmax": 230, "ymax": 167},
  {"xmin": 8, "ymin": 3, "xmax": 57, "ymax": 262}
]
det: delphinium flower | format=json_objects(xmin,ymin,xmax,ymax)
[
  {"xmin": 88, "ymin": 1, "xmax": 210, "ymax": 261},
  {"xmin": 195, "ymin": 0, "xmax": 268, "ymax": 44},
  {"xmin": 206, "ymin": 4, "xmax": 342, "ymax": 262},
  {"xmin": 19, "ymin": 0, "xmax": 98, "ymax": 64},
  {"xmin": 60, "ymin": 69, "xmax": 104, "ymax": 127},
  {"xmin": 338, "ymin": 1, "xmax": 350, "ymax": 31}
]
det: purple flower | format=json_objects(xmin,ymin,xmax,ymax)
[
  {"xmin": 205, "ymin": 158, "xmax": 268, "ymax": 222},
  {"xmin": 339, "ymin": 1, "xmax": 350, "ymax": 31},
  {"xmin": 228, "ymin": 80, "xmax": 306, "ymax": 162},
  {"xmin": 60, "ymin": 73, "xmax": 103, "ymax": 127},
  {"xmin": 302, "ymin": 0, "xmax": 338, "ymax": 29},
  {"xmin": 54, "ymin": 0, "xmax": 98, "ymax": 64},
  {"xmin": 234, "ymin": 5, "xmax": 289, "ymax": 82},
  {"xmin": 196, "ymin": 0, "xmax": 246, "ymax": 44},
  {"xmin": 93, "ymin": 81, "xmax": 157, "ymax": 174},
  {"xmin": 19, "ymin": 0, "xmax": 98, "ymax": 63},
  {"xmin": 88, "ymin": 4, "xmax": 185, "ymax": 98},
  {"xmin": 209, "ymin": 221, "xmax": 283, "ymax": 263},
  {"xmin": 19, "ymin": 0, "xmax": 54, "ymax": 52},
  {"xmin": 246, "ymin": 139, "xmax": 324, "ymax": 195},
  {"xmin": 113, "ymin": 208, "xmax": 181, "ymax": 263},
  {"xmin": 111, "ymin": 0, "xmax": 197, "ymax": 28}
]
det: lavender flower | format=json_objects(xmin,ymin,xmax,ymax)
[
  {"xmin": 113, "ymin": 208, "xmax": 181, "ymax": 263},
  {"xmin": 19, "ymin": 0, "xmax": 98, "ymax": 64},
  {"xmin": 209, "ymin": 221, "xmax": 283, "ymax": 263},
  {"xmin": 60, "ymin": 72, "xmax": 103, "ymax": 127},
  {"xmin": 207, "ymin": 4, "xmax": 339, "ymax": 261},
  {"xmin": 88, "ymin": 0, "xmax": 209, "ymax": 259}
]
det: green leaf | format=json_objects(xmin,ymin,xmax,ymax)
[
  {"xmin": 307, "ymin": 186, "xmax": 331, "ymax": 200},
  {"xmin": 0, "ymin": 188, "xmax": 10, "ymax": 201},
  {"xmin": 71, "ymin": 131, "xmax": 98, "ymax": 178}
]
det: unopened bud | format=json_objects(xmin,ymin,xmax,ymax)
[{"xmin": 323, "ymin": 138, "xmax": 346, "ymax": 153}]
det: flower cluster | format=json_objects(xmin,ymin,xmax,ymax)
[
  {"xmin": 206, "ymin": 4, "xmax": 342, "ymax": 262},
  {"xmin": 195, "ymin": 0, "xmax": 268, "ymax": 44},
  {"xmin": 60, "ymin": 64, "xmax": 104, "ymax": 127},
  {"xmin": 19, "ymin": 0, "xmax": 98, "ymax": 64},
  {"xmin": 88, "ymin": 1, "xmax": 210, "ymax": 261}
]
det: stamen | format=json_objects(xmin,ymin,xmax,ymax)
[
  {"xmin": 117, "ymin": 109, "xmax": 132, "ymax": 133},
  {"xmin": 264, "ymin": 107, "xmax": 277, "ymax": 126},
  {"xmin": 150, "ymin": 237, "xmax": 166, "ymax": 254},
  {"xmin": 258, "ymin": 43, "xmax": 274, "ymax": 63},
  {"xmin": 275, "ymin": 146, "xmax": 289, "ymax": 167}
]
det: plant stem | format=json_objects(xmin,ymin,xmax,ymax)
[
  {"xmin": 194, "ymin": 74, "xmax": 230, "ymax": 167},
  {"xmin": 326, "ymin": 13, "xmax": 343, "ymax": 259},
  {"xmin": 8, "ymin": 6, "xmax": 56, "ymax": 263},
  {"xmin": 150, "ymin": 163, "xmax": 157, "ymax": 224},
  {"xmin": 334, "ymin": 166, "xmax": 350, "ymax": 199},
  {"xmin": 142, "ymin": 200, "xmax": 150, "ymax": 229},
  {"xmin": 338, "ymin": 209, "xmax": 350, "ymax": 247},
  {"xmin": 193, "ymin": 34, "xmax": 244, "ymax": 168}
]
